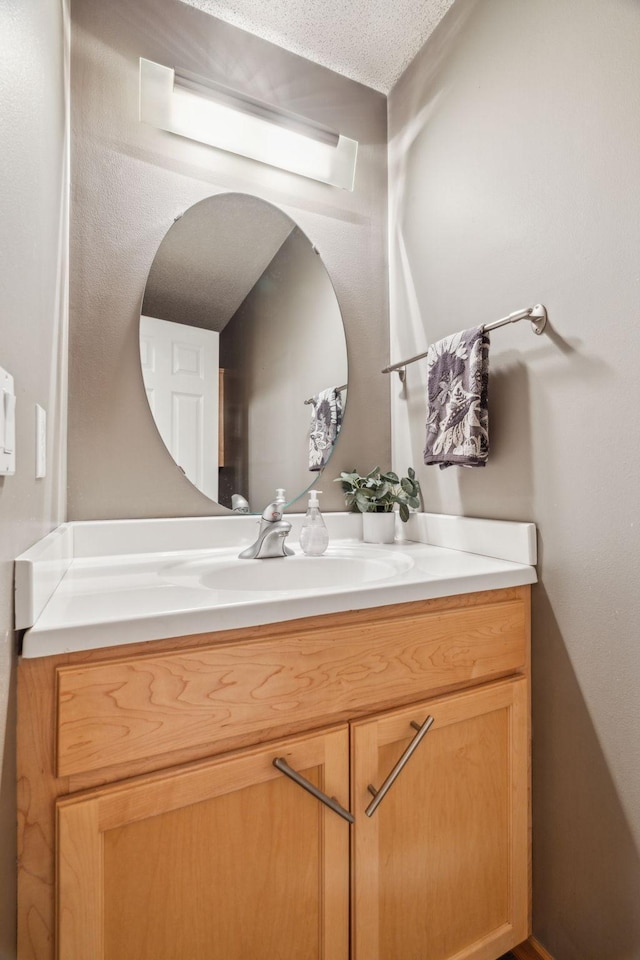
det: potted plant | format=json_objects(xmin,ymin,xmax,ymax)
[{"xmin": 335, "ymin": 467, "xmax": 421, "ymax": 543}]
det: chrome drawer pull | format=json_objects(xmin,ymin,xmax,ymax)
[
  {"xmin": 273, "ymin": 757, "xmax": 355, "ymax": 824},
  {"xmin": 365, "ymin": 715, "xmax": 435, "ymax": 817}
]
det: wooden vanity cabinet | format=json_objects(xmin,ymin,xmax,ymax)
[{"xmin": 17, "ymin": 585, "xmax": 531, "ymax": 960}]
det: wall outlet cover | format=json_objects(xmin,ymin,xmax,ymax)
[{"xmin": 0, "ymin": 366, "xmax": 16, "ymax": 476}]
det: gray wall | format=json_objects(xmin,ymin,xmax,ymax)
[
  {"xmin": 68, "ymin": 0, "xmax": 389, "ymax": 519},
  {"xmin": 229, "ymin": 227, "xmax": 348, "ymax": 507},
  {"xmin": 0, "ymin": 0, "xmax": 68, "ymax": 955},
  {"xmin": 388, "ymin": 1, "xmax": 640, "ymax": 957}
]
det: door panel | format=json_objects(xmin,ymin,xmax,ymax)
[
  {"xmin": 57, "ymin": 727, "xmax": 350, "ymax": 960},
  {"xmin": 351, "ymin": 680, "xmax": 529, "ymax": 960}
]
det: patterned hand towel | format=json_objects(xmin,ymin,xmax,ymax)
[
  {"xmin": 308, "ymin": 387, "xmax": 344, "ymax": 472},
  {"xmin": 423, "ymin": 326, "xmax": 490, "ymax": 469}
]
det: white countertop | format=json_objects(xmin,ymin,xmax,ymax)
[{"xmin": 16, "ymin": 513, "xmax": 537, "ymax": 659}]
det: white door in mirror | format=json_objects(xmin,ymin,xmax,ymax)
[
  {"xmin": 140, "ymin": 316, "xmax": 219, "ymax": 500},
  {"xmin": 0, "ymin": 366, "xmax": 16, "ymax": 476}
]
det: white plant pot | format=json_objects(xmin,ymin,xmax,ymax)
[{"xmin": 362, "ymin": 511, "xmax": 396, "ymax": 544}]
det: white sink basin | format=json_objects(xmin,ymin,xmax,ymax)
[
  {"xmin": 161, "ymin": 546, "xmax": 415, "ymax": 592},
  {"xmin": 16, "ymin": 514, "xmax": 537, "ymax": 657}
]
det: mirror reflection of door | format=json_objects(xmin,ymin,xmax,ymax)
[
  {"xmin": 140, "ymin": 316, "xmax": 219, "ymax": 501},
  {"xmin": 140, "ymin": 193, "xmax": 348, "ymax": 512}
]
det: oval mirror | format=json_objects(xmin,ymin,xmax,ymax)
[{"xmin": 139, "ymin": 193, "xmax": 348, "ymax": 512}]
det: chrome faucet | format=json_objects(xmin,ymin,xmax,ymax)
[
  {"xmin": 231, "ymin": 493, "xmax": 250, "ymax": 514},
  {"xmin": 238, "ymin": 489, "xmax": 294, "ymax": 560}
]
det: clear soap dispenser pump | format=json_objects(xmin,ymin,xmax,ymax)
[{"xmin": 300, "ymin": 490, "xmax": 329, "ymax": 557}]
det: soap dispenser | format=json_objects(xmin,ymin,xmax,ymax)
[{"xmin": 300, "ymin": 490, "xmax": 329, "ymax": 557}]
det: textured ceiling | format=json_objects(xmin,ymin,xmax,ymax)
[{"xmin": 179, "ymin": 0, "xmax": 456, "ymax": 93}]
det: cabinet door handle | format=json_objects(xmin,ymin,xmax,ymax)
[
  {"xmin": 273, "ymin": 757, "xmax": 355, "ymax": 824},
  {"xmin": 365, "ymin": 715, "xmax": 435, "ymax": 817}
]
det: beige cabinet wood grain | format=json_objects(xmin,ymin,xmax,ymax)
[
  {"xmin": 351, "ymin": 679, "xmax": 529, "ymax": 960},
  {"xmin": 56, "ymin": 726, "xmax": 351, "ymax": 960},
  {"xmin": 18, "ymin": 587, "xmax": 531, "ymax": 960}
]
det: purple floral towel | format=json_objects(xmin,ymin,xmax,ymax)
[
  {"xmin": 423, "ymin": 326, "xmax": 490, "ymax": 469},
  {"xmin": 309, "ymin": 387, "xmax": 344, "ymax": 471}
]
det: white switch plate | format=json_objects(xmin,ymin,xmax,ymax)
[
  {"xmin": 36, "ymin": 404, "xmax": 46, "ymax": 479},
  {"xmin": 0, "ymin": 366, "xmax": 16, "ymax": 476}
]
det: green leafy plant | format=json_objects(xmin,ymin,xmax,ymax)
[{"xmin": 335, "ymin": 467, "xmax": 421, "ymax": 522}]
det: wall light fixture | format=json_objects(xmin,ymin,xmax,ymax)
[{"xmin": 139, "ymin": 58, "xmax": 358, "ymax": 191}]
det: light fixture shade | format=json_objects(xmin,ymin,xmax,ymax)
[{"xmin": 139, "ymin": 58, "xmax": 358, "ymax": 191}]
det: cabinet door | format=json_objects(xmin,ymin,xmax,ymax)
[
  {"xmin": 351, "ymin": 679, "xmax": 529, "ymax": 960},
  {"xmin": 57, "ymin": 726, "xmax": 350, "ymax": 960}
]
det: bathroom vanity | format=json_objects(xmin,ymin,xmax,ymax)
[{"xmin": 16, "ymin": 515, "xmax": 535, "ymax": 960}]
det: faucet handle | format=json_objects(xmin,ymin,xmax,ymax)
[{"xmin": 261, "ymin": 488, "xmax": 288, "ymax": 523}]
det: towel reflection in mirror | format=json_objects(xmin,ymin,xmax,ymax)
[{"xmin": 308, "ymin": 387, "xmax": 344, "ymax": 471}]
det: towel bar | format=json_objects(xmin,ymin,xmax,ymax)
[
  {"xmin": 382, "ymin": 304, "xmax": 547, "ymax": 382},
  {"xmin": 303, "ymin": 383, "xmax": 348, "ymax": 405}
]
